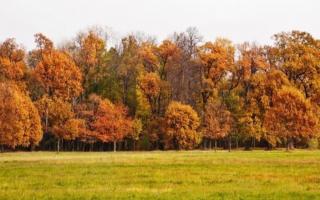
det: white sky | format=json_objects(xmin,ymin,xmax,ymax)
[{"xmin": 0, "ymin": 0, "xmax": 319, "ymax": 49}]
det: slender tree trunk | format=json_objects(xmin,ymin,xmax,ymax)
[
  {"xmin": 45, "ymin": 107, "xmax": 49, "ymax": 133},
  {"xmin": 209, "ymin": 140, "xmax": 212, "ymax": 150},
  {"xmin": 228, "ymin": 136, "xmax": 232, "ymax": 152},
  {"xmin": 0, "ymin": 145, "xmax": 4, "ymax": 153},
  {"xmin": 113, "ymin": 141, "xmax": 116, "ymax": 152},
  {"xmin": 214, "ymin": 140, "xmax": 217, "ymax": 152},
  {"xmin": 61, "ymin": 138, "xmax": 64, "ymax": 152},
  {"xmin": 72, "ymin": 141, "xmax": 75, "ymax": 152},
  {"xmin": 90, "ymin": 143, "xmax": 93, "ymax": 152},
  {"xmin": 100, "ymin": 143, "xmax": 103, "ymax": 151},
  {"xmin": 57, "ymin": 139, "xmax": 60, "ymax": 153},
  {"xmin": 252, "ymin": 137, "xmax": 256, "ymax": 149},
  {"xmin": 236, "ymin": 138, "xmax": 239, "ymax": 149},
  {"xmin": 124, "ymin": 140, "xmax": 128, "ymax": 151},
  {"xmin": 133, "ymin": 140, "xmax": 136, "ymax": 151},
  {"xmin": 286, "ymin": 137, "xmax": 294, "ymax": 151}
]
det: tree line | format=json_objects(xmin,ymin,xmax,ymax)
[{"xmin": 0, "ymin": 27, "xmax": 320, "ymax": 152}]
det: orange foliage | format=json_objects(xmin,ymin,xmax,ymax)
[
  {"xmin": 89, "ymin": 95, "xmax": 133, "ymax": 143},
  {"xmin": 0, "ymin": 39, "xmax": 26, "ymax": 82},
  {"xmin": 0, "ymin": 82, "xmax": 42, "ymax": 148}
]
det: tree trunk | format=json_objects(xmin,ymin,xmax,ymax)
[
  {"xmin": 45, "ymin": 107, "xmax": 49, "ymax": 133},
  {"xmin": 72, "ymin": 141, "xmax": 75, "ymax": 152},
  {"xmin": 113, "ymin": 141, "xmax": 117, "ymax": 152},
  {"xmin": 90, "ymin": 143, "xmax": 93, "ymax": 152},
  {"xmin": 30, "ymin": 145, "xmax": 35, "ymax": 152},
  {"xmin": 133, "ymin": 140, "xmax": 136, "ymax": 151},
  {"xmin": 228, "ymin": 136, "xmax": 232, "ymax": 152},
  {"xmin": 57, "ymin": 139, "xmax": 60, "ymax": 153},
  {"xmin": 252, "ymin": 137, "xmax": 256, "ymax": 149},
  {"xmin": 286, "ymin": 138, "xmax": 294, "ymax": 151},
  {"xmin": 61, "ymin": 138, "xmax": 64, "ymax": 151},
  {"xmin": 214, "ymin": 140, "xmax": 217, "ymax": 152},
  {"xmin": 236, "ymin": 138, "xmax": 239, "ymax": 149},
  {"xmin": 209, "ymin": 140, "xmax": 212, "ymax": 150}
]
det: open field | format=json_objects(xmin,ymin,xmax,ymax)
[{"xmin": 0, "ymin": 150, "xmax": 320, "ymax": 200}]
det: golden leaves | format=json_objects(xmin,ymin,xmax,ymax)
[
  {"xmin": 138, "ymin": 72, "xmax": 161, "ymax": 98},
  {"xmin": 163, "ymin": 101, "xmax": 200, "ymax": 150},
  {"xmin": 264, "ymin": 86, "xmax": 318, "ymax": 146}
]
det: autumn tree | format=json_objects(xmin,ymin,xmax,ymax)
[
  {"xmin": 203, "ymin": 99, "xmax": 232, "ymax": 150},
  {"xmin": 116, "ymin": 35, "xmax": 142, "ymax": 109},
  {"xmin": 273, "ymin": 31, "xmax": 320, "ymax": 100},
  {"xmin": 0, "ymin": 83, "xmax": 42, "ymax": 150},
  {"xmin": 247, "ymin": 69, "xmax": 292, "ymax": 146},
  {"xmin": 126, "ymin": 118, "xmax": 143, "ymax": 150},
  {"xmin": 89, "ymin": 95, "xmax": 133, "ymax": 151},
  {"xmin": 264, "ymin": 86, "xmax": 319, "ymax": 150},
  {"xmin": 0, "ymin": 39, "xmax": 26, "ymax": 83},
  {"xmin": 35, "ymin": 96, "xmax": 82, "ymax": 151},
  {"xmin": 71, "ymin": 30, "xmax": 107, "ymax": 97},
  {"xmin": 163, "ymin": 101, "xmax": 201, "ymax": 150},
  {"xmin": 137, "ymin": 72, "xmax": 161, "ymax": 114},
  {"xmin": 28, "ymin": 34, "xmax": 84, "ymax": 150},
  {"xmin": 157, "ymin": 40, "xmax": 180, "ymax": 79},
  {"xmin": 170, "ymin": 27, "xmax": 202, "ymax": 104},
  {"xmin": 30, "ymin": 33, "xmax": 83, "ymax": 100},
  {"xmin": 198, "ymin": 38, "xmax": 235, "ymax": 115},
  {"xmin": 232, "ymin": 43, "xmax": 270, "ymax": 148}
]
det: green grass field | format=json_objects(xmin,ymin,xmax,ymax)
[{"xmin": 0, "ymin": 150, "xmax": 319, "ymax": 200}]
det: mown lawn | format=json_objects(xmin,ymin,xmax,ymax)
[{"xmin": 0, "ymin": 150, "xmax": 319, "ymax": 200}]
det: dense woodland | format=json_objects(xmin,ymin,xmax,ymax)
[{"xmin": 0, "ymin": 27, "xmax": 320, "ymax": 152}]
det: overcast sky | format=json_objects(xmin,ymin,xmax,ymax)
[{"xmin": 0, "ymin": 0, "xmax": 319, "ymax": 49}]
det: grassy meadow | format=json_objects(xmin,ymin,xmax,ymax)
[{"xmin": 0, "ymin": 150, "xmax": 319, "ymax": 200}]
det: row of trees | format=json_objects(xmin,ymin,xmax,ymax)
[{"xmin": 0, "ymin": 28, "xmax": 319, "ymax": 151}]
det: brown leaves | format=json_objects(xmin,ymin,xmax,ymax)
[{"xmin": 203, "ymin": 99, "xmax": 232, "ymax": 140}]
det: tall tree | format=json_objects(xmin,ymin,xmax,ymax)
[
  {"xmin": 0, "ymin": 83, "xmax": 42, "ymax": 150},
  {"xmin": 198, "ymin": 38, "xmax": 235, "ymax": 115},
  {"xmin": 73, "ymin": 30, "xmax": 107, "ymax": 97}
]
